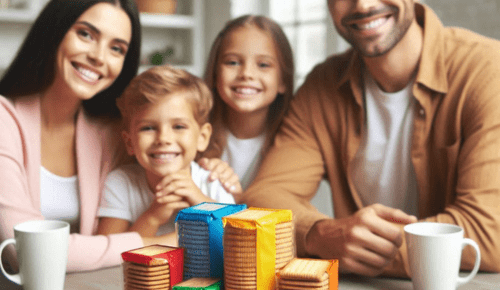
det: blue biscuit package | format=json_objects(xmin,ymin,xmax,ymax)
[{"xmin": 175, "ymin": 203, "xmax": 247, "ymax": 278}]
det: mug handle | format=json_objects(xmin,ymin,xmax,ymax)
[
  {"xmin": 456, "ymin": 238, "xmax": 481, "ymax": 287},
  {"xmin": 0, "ymin": 238, "xmax": 21, "ymax": 285}
]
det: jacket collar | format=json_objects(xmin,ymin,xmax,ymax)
[{"xmin": 15, "ymin": 95, "xmax": 102, "ymax": 234}]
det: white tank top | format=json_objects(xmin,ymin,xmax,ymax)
[
  {"xmin": 40, "ymin": 167, "xmax": 80, "ymax": 233},
  {"xmin": 350, "ymin": 71, "xmax": 419, "ymax": 216}
]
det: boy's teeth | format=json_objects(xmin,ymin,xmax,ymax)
[
  {"xmin": 236, "ymin": 87, "xmax": 258, "ymax": 94},
  {"xmin": 77, "ymin": 66, "xmax": 99, "ymax": 81},
  {"xmin": 152, "ymin": 153, "xmax": 177, "ymax": 161},
  {"xmin": 357, "ymin": 17, "xmax": 386, "ymax": 30}
]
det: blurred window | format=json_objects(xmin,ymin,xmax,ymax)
[{"xmin": 270, "ymin": 0, "xmax": 328, "ymax": 88}]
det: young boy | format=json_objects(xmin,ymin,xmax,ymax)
[{"xmin": 96, "ymin": 66, "xmax": 235, "ymax": 243}]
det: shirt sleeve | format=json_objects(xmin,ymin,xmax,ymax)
[
  {"xmin": 415, "ymin": 52, "xmax": 500, "ymax": 273},
  {"xmin": 0, "ymin": 100, "xmax": 45, "ymax": 270},
  {"xmin": 98, "ymin": 168, "xmax": 134, "ymax": 221}
]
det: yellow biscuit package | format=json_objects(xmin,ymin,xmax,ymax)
[{"xmin": 222, "ymin": 207, "xmax": 294, "ymax": 290}]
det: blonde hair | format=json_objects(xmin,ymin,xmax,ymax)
[
  {"xmin": 117, "ymin": 65, "xmax": 213, "ymax": 128},
  {"xmin": 202, "ymin": 15, "xmax": 294, "ymax": 158}
]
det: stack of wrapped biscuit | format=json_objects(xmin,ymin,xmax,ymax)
[
  {"xmin": 222, "ymin": 207, "xmax": 295, "ymax": 290},
  {"xmin": 172, "ymin": 277, "xmax": 223, "ymax": 289},
  {"xmin": 277, "ymin": 258, "xmax": 339, "ymax": 290},
  {"xmin": 121, "ymin": 245, "xmax": 184, "ymax": 290},
  {"xmin": 175, "ymin": 202, "xmax": 247, "ymax": 280}
]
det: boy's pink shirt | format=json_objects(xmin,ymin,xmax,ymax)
[{"xmin": 0, "ymin": 95, "xmax": 143, "ymax": 272}]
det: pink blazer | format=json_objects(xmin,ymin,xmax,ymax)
[{"xmin": 0, "ymin": 95, "xmax": 143, "ymax": 272}]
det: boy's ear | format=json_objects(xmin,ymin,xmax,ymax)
[
  {"xmin": 121, "ymin": 130, "xmax": 135, "ymax": 156},
  {"xmin": 197, "ymin": 123, "xmax": 212, "ymax": 152}
]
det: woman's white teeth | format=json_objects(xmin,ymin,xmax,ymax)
[
  {"xmin": 235, "ymin": 87, "xmax": 258, "ymax": 94},
  {"xmin": 357, "ymin": 17, "xmax": 386, "ymax": 30},
  {"xmin": 77, "ymin": 66, "xmax": 100, "ymax": 81}
]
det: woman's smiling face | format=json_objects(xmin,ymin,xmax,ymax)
[{"xmin": 54, "ymin": 2, "xmax": 132, "ymax": 100}]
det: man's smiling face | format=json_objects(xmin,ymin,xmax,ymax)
[{"xmin": 328, "ymin": 0, "xmax": 415, "ymax": 57}]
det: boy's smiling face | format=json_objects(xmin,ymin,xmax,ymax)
[{"xmin": 122, "ymin": 93, "xmax": 212, "ymax": 189}]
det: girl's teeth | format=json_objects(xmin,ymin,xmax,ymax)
[
  {"xmin": 235, "ymin": 87, "xmax": 258, "ymax": 94},
  {"xmin": 77, "ymin": 66, "xmax": 99, "ymax": 81},
  {"xmin": 358, "ymin": 17, "xmax": 386, "ymax": 30}
]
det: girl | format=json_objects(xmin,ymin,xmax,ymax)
[{"xmin": 202, "ymin": 15, "xmax": 295, "ymax": 191}]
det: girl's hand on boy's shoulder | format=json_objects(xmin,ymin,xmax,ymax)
[
  {"xmin": 198, "ymin": 158, "xmax": 243, "ymax": 195},
  {"xmin": 155, "ymin": 172, "xmax": 213, "ymax": 206}
]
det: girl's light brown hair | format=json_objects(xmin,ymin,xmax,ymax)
[
  {"xmin": 202, "ymin": 15, "xmax": 295, "ymax": 158},
  {"xmin": 117, "ymin": 65, "xmax": 213, "ymax": 128}
]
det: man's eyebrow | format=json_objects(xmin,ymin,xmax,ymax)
[{"xmin": 74, "ymin": 21, "xmax": 130, "ymax": 46}]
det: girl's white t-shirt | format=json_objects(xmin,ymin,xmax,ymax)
[
  {"xmin": 40, "ymin": 167, "xmax": 80, "ymax": 233},
  {"xmin": 350, "ymin": 71, "xmax": 419, "ymax": 216},
  {"xmin": 221, "ymin": 132, "xmax": 265, "ymax": 191}
]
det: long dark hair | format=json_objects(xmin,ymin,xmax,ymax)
[
  {"xmin": 203, "ymin": 15, "xmax": 295, "ymax": 158},
  {"xmin": 0, "ymin": 0, "xmax": 141, "ymax": 118}
]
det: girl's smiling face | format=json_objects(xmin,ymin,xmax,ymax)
[
  {"xmin": 53, "ymin": 3, "xmax": 132, "ymax": 101},
  {"xmin": 216, "ymin": 25, "xmax": 285, "ymax": 118},
  {"xmin": 122, "ymin": 94, "xmax": 211, "ymax": 189}
]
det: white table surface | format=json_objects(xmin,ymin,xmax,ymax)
[{"xmin": 2, "ymin": 265, "xmax": 499, "ymax": 289}]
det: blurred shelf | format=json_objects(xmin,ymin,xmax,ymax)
[
  {"xmin": 140, "ymin": 13, "xmax": 195, "ymax": 28},
  {"xmin": 0, "ymin": 10, "xmax": 37, "ymax": 23}
]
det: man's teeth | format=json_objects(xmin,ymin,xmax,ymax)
[
  {"xmin": 235, "ymin": 87, "xmax": 259, "ymax": 94},
  {"xmin": 357, "ymin": 17, "xmax": 386, "ymax": 30},
  {"xmin": 77, "ymin": 66, "xmax": 100, "ymax": 81},
  {"xmin": 152, "ymin": 153, "xmax": 177, "ymax": 161}
]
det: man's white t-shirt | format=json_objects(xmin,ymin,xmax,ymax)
[
  {"xmin": 97, "ymin": 162, "xmax": 235, "ymax": 236},
  {"xmin": 221, "ymin": 132, "xmax": 265, "ymax": 190},
  {"xmin": 350, "ymin": 71, "xmax": 419, "ymax": 216}
]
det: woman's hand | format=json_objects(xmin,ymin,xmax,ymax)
[{"xmin": 197, "ymin": 158, "xmax": 242, "ymax": 195}]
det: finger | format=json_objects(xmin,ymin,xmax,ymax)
[
  {"xmin": 373, "ymin": 204, "xmax": 418, "ymax": 224},
  {"xmin": 346, "ymin": 224, "xmax": 399, "ymax": 261},
  {"xmin": 207, "ymin": 160, "xmax": 230, "ymax": 182},
  {"xmin": 166, "ymin": 201, "xmax": 190, "ymax": 211},
  {"xmin": 344, "ymin": 242, "xmax": 392, "ymax": 270},
  {"xmin": 226, "ymin": 182, "xmax": 242, "ymax": 195},
  {"xmin": 221, "ymin": 174, "xmax": 242, "ymax": 194},
  {"xmin": 155, "ymin": 174, "xmax": 176, "ymax": 192},
  {"xmin": 161, "ymin": 178, "xmax": 195, "ymax": 196},
  {"xmin": 365, "ymin": 205, "xmax": 414, "ymax": 247},
  {"xmin": 342, "ymin": 256, "xmax": 385, "ymax": 277},
  {"xmin": 197, "ymin": 158, "xmax": 210, "ymax": 170},
  {"xmin": 156, "ymin": 194, "xmax": 184, "ymax": 204},
  {"xmin": 215, "ymin": 165, "xmax": 234, "ymax": 183},
  {"xmin": 200, "ymin": 158, "xmax": 217, "ymax": 170},
  {"xmin": 171, "ymin": 187, "xmax": 210, "ymax": 205}
]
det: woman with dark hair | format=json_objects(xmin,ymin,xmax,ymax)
[{"xmin": 0, "ymin": 0, "xmax": 162, "ymax": 273}]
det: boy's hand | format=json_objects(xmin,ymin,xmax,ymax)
[
  {"xmin": 198, "ymin": 157, "xmax": 242, "ymax": 195},
  {"xmin": 156, "ymin": 171, "xmax": 214, "ymax": 206},
  {"xmin": 145, "ymin": 195, "xmax": 190, "ymax": 226}
]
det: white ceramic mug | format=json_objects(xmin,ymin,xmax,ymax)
[
  {"xmin": 0, "ymin": 220, "xmax": 70, "ymax": 290},
  {"xmin": 404, "ymin": 222, "xmax": 481, "ymax": 290}
]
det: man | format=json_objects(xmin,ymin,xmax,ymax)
[{"xmin": 242, "ymin": 0, "xmax": 500, "ymax": 277}]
